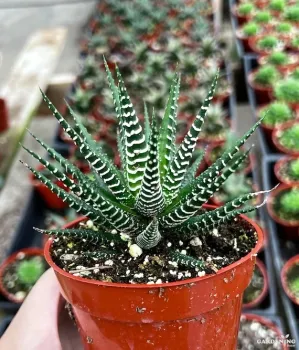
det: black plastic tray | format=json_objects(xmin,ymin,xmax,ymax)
[
  {"xmin": 0, "ymin": 315, "xmax": 13, "ymax": 337},
  {"xmin": 262, "ymin": 154, "xmax": 299, "ymax": 346}
]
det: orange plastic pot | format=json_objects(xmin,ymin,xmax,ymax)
[
  {"xmin": 281, "ymin": 254, "xmax": 299, "ymax": 306},
  {"xmin": 44, "ymin": 210, "xmax": 263, "ymax": 350},
  {"xmin": 0, "ymin": 248, "xmax": 44, "ymax": 303}
]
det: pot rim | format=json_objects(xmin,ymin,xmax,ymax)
[
  {"xmin": 44, "ymin": 205, "xmax": 263, "ymax": 289},
  {"xmin": 0, "ymin": 248, "xmax": 45, "ymax": 304},
  {"xmin": 242, "ymin": 257, "xmax": 269, "ymax": 309},
  {"xmin": 281, "ymin": 254, "xmax": 299, "ymax": 306}
]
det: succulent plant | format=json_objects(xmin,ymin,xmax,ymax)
[
  {"xmin": 254, "ymin": 65, "xmax": 280, "ymax": 86},
  {"xmin": 289, "ymin": 159, "xmax": 299, "ymax": 179},
  {"xmin": 269, "ymin": 0, "xmax": 286, "ymax": 11},
  {"xmin": 238, "ymin": 3, "xmax": 255, "ymax": 16},
  {"xmin": 198, "ymin": 36, "xmax": 219, "ymax": 60},
  {"xmin": 201, "ymin": 103, "xmax": 228, "ymax": 138},
  {"xmin": 254, "ymin": 11, "xmax": 271, "ymax": 23},
  {"xmin": 257, "ymin": 36, "xmax": 280, "ymax": 51},
  {"xmin": 259, "ymin": 101, "xmax": 294, "ymax": 127},
  {"xmin": 22, "ymin": 62, "xmax": 266, "ymax": 276},
  {"xmin": 16, "ymin": 257, "xmax": 45, "ymax": 285},
  {"xmin": 242, "ymin": 22, "xmax": 261, "ymax": 37},
  {"xmin": 278, "ymin": 123, "xmax": 299, "ymax": 150},
  {"xmin": 220, "ymin": 173, "xmax": 253, "ymax": 202},
  {"xmin": 276, "ymin": 22, "xmax": 292, "ymax": 33},
  {"xmin": 274, "ymin": 78, "xmax": 299, "ymax": 103},
  {"xmin": 288, "ymin": 264, "xmax": 299, "ymax": 298},
  {"xmin": 68, "ymin": 87, "xmax": 96, "ymax": 115},
  {"xmin": 284, "ymin": 5, "xmax": 299, "ymax": 22},
  {"xmin": 291, "ymin": 37, "xmax": 299, "ymax": 48},
  {"xmin": 279, "ymin": 188, "xmax": 299, "ymax": 219},
  {"xmin": 266, "ymin": 52, "xmax": 289, "ymax": 66}
]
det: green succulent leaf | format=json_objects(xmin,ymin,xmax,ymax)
[
  {"xmin": 136, "ymin": 217, "xmax": 161, "ymax": 249},
  {"xmin": 135, "ymin": 115, "xmax": 165, "ymax": 217},
  {"xmin": 159, "ymin": 72, "xmax": 180, "ymax": 179},
  {"xmin": 163, "ymin": 72, "xmax": 218, "ymax": 203}
]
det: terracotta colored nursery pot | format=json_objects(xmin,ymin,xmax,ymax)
[
  {"xmin": 31, "ymin": 166, "xmax": 68, "ymax": 210},
  {"xmin": 231, "ymin": 5, "xmax": 253, "ymax": 25},
  {"xmin": 266, "ymin": 184, "xmax": 299, "ymax": 240},
  {"xmin": 0, "ymin": 98, "xmax": 9, "ymax": 133},
  {"xmin": 0, "ymin": 248, "xmax": 44, "ymax": 303},
  {"xmin": 272, "ymin": 121, "xmax": 299, "ymax": 156},
  {"xmin": 274, "ymin": 156, "xmax": 299, "ymax": 186},
  {"xmin": 240, "ymin": 313, "xmax": 287, "ymax": 350},
  {"xmin": 235, "ymin": 30, "xmax": 254, "ymax": 53},
  {"xmin": 248, "ymin": 69, "xmax": 273, "ymax": 105},
  {"xmin": 281, "ymin": 254, "xmax": 299, "ymax": 306},
  {"xmin": 242, "ymin": 258, "xmax": 269, "ymax": 309},
  {"xmin": 44, "ymin": 209, "xmax": 263, "ymax": 350}
]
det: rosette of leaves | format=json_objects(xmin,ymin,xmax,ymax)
[
  {"xmin": 22, "ymin": 61, "xmax": 268, "ymax": 271},
  {"xmin": 259, "ymin": 101, "xmax": 294, "ymax": 127},
  {"xmin": 200, "ymin": 103, "xmax": 229, "ymax": 141}
]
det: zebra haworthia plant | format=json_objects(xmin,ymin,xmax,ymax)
[{"xmin": 22, "ymin": 60, "xmax": 267, "ymax": 269}]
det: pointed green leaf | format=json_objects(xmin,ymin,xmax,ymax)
[{"xmin": 136, "ymin": 218, "xmax": 161, "ymax": 249}]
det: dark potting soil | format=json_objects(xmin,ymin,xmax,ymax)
[
  {"xmin": 50, "ymin": 216, "xmax": 257, "ymax": 284},
  {"xmin": 238, "ymin": 316, "xmax": 283, "ymax": 350},
  {"xmin": 243, "ymin": 263, "xmax": 264, "ymax": 304},
  {"xmin": 2, "ymin": 253, "xmax": 48, "ymax": 301}
]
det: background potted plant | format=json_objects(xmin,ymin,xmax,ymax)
[
  {"xmin": 232, "ymin": 2, "xmax": 256, "ymax": 24},
  {"xmin": 205, "ymin": 131, "xmax": 254, "ymax": 175},
  {"xmin": 281, "ymin": 254, "xmax": 299, "ymax": 306},
  {"xmin": 258, "ymin": 52, "xmax": 299, "ymax": 74},
  {"xmin": 0, "ymin": 248, "xmax": 47, "ymax": 303},
  {"xmin": 21, "ymin": 66, "xmax": 266, "ymax": 349},
  {"xmin": 236, "ymin": 22, "xmax": 262, "ymax": 52},
  {"xmin": 274, "ymin": 156, "xmax": 299, "ymax": 185},
  {"xmin": 257, "ymin": 101, "xmax": 296, "ymax": 145},
  {"xmin": 272, "ymin": 120, "xmax": 299, "ymax": 155},
  {"xmin": 267, "ymin": 184, "xmax": 299, "ymax": 239},
  {"xmin": 248, "ymin": 65, "xmax": 280, "ymax": 104},
  {"xmin": 242, "ymin": 258, "xmax": 269, "ymax": 309},
  {"xmin": 273, "ymin": 78, "xmax": 299, "ymax": 112},
  {"xmin": 249, "ymin": 34, "xmax": 286, "ymax": 55},
  {"xmin": 238, "ymin": 314, "xmax": 287, "ymax": 350}
]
